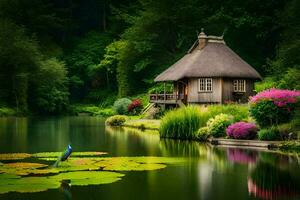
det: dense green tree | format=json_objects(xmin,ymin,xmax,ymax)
[
  {"xmin": 65, "ymin": 31, "xmax": 113, "ymax": 101},
  {"xmin": 0, "ymin": 19, "xmax": 41, "ymax": 112},
  {"xmin": 30, "ymin": 58, "xmax": 69, "ymax": 114}
]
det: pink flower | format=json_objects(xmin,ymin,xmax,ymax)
[
  {"xmin": 226, "ymin": 122, "xmax": 258, "ymax": 139},
  {"xmin": 250, "ymin": 89, "xmax": 300, "ymax": 107}
]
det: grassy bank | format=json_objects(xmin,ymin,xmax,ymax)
[
  {"xmin": 123, "ymin": 119, "xmax": 160, "ymax": 130},
  {"xmin": 72, "ymin": 104, "xmax": 115, "ymax": 117}
]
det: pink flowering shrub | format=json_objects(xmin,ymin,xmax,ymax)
[
  {"xmin": 250, "ymin": 89, "xmax": 300, "ymax": 127},
  {"xmin": 226, "ymin": 122, "xmax": 258, "ymax": 139},
  {"xmin": 128, "ymin": 99, "xmax": 143, "ymax": 115}
]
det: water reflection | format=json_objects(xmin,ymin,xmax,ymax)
[
  {"xmin": 0, "ymin": 117, "xmax": 300, "ymax": 200},
  {"xmin": 248, "ymin": 162, "xmax": 300, "ymax": 199},
  {"xmin": 60, "ymin": 180, "xmax": 72, "ymax": 200},
  {"xmin": 227, "ymin": 148, "xmax": 258, "ymax": 164}
]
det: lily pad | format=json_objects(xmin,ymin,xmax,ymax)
[
  {"xmin": 93, "ymin": 157, "xmax": 167, "ymax": 171},
  {"xmin": 4, "ymin": 162, "xmax": 48, "ymax": 169},
  {"xmin": 0, "ymin": 171, "xmax": 124, "ymax": 194},
  {"xmin": 0, "ymin": 153, "xmax": 31, "ymax": 161},
  {"xmin": 0, "ymin": 162, "xmax": 50, "ymax": 176},
  {"xmin": 33, "ymin": 152, "xmax": 107, "ymax": 158},
  {"xmin": 0, "ymin": 153, "xmax": 187, "ymax": 194},
  {"xmin": 50, "ymin": 171, "xmax": 124, "ymax": 186}
]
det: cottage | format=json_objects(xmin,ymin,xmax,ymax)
[{"xmin": 150, "ymin": 29, "xmax": 262, "ymax": 106}]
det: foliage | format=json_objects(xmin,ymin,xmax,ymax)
[
  {"xmin": 65, "ymin": 32, "xmax": 113, "ymax": 100},
  {"xmin": 206, "ymin": 104, "xmax": 249, "ymax": 122},
  {"xmin": 277, "ymin": 68, "xmax": 300, "ymax": 90},
  {"xmin": 73, "ymin": 104, "xmax": 115, "ymax": 117},
  {"xmin": 196, "ymin": 127, "xmax": 210, "ymax": 141},
  {"xmin": 255, "ymin": 77, "xmax": 277, "ymax": 92},
  {"xmin": 31, "ymin": 58, "xmax": 69, "ymax": 114},
  {"xmin": 226, "ymin": 122, "xmax": 258, "ymax": 139},
  {"xmin": 250, "ymin": 89, "xmax": 300, "ymax": 127},
  {"xmin": 276, "ymin": 123, "xmax": 297, "ymax": 140},
  {"xmin": 159, "ymin": 106, "xmax": 202, "ymax": 139},
  {"xmin": 0, "ymin": 107, "xmax": 16, "ymax": 117},
  {"xmin": 113, "ymin": 98, "xmax": 132, "ymax": 115},
  {"xmin": 128, "ymin": 99, "xmax": 143, "ymax": 115},
  {"xmin": 105, "ymin": 115, "xmax": 128, "ymax": 126},
  {"xmin": 0, "ymin": 19, "xmax": 41, "ymax": 113},
  {"xmin": 148, "ymin": 83, "xmax": 174, "ymax": 94},
  {"xmin": 206, "ymin": 114, "xmax": 233, "ymax": 138},
  {"xmin": 258, "ymin": 127, "xmax": 281, "ymax": 141},
  {"xmin": 0, "ymin": 0, "xmax": 299, "ymax": 115}
]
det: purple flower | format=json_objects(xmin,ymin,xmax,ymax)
[{"xmin": 226, "ymin": 122, "xmax": 258, "ymax": 139}]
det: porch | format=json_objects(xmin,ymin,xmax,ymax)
[
  {"xmin": 149, "ymin": 94, "xmax": 186, "ymax": 105},
  {"xmin": 149, "ymin": 81, "xmax": 188, "ymax": 106}
]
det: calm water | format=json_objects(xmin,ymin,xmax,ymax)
[{"xmin": 0, "ymin": 116, "xmax": 300, "ymax": 200}]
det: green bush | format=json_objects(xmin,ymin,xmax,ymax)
[
  {"xmin": 113, "ymin": 98, "xmax": 132, "ymax": 115},
  {"xmin": 105, "ymin": 115, "xmax": 128, "ymax": 126},
  {"xmin": 250, "ymin": 100, "xmax": 292, "ymax": 127},
  {"xmin": 255, "ymin": 77, "xmax": 277, "ymax": 92},
  {"xmin": 249, "ymin": 89, "xmax": 300, "ymax": 127},
  {"xmin": 206, "ymin": 104, "xmax": 249, "ymax": 122},
  {"xmin": 206, "ymin": 114, "xmax": 233, "ymax": 138},
  {"xmin": 73, "ymin": 105, "xmax": 115, "ymax": 117},
  {"xmin": 258, "ymin": 127, "xmax": 281, "ymax": 141},
  {"xmin": 196, "ymin": 127, "xmax": 210, "ymax": 141},
  {"xmin": 159, "ymin": 106, "xmax": 202, "ymax": 139}
]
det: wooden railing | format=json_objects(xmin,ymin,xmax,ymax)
[{"xmin": 149, "ymin": 94, "xmax": 185, "ymax": 101}]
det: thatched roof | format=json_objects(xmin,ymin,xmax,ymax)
[{"xmin": 154, "ymin": 31, "xmax": 262, "ymax": 82}]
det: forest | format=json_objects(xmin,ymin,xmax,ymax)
[{"xmin": 0, "ymin": 0, "xmax": 299, "ymax": 115}]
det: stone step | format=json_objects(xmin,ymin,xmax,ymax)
[{"xmin": 209, "ymin": 138, "xmax": 281, "ymax": 149}]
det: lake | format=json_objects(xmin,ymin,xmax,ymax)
[{"xmin": 0, "ymin": 116, "xmax": 299, "ymax": 200}]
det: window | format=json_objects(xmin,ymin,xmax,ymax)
[
  {"xmin": 233, "ymin": 80, "xmax": 246, "ymax": 92},
  {"xmin": 198, "ymin": 78, "xmax": 213, "ymax": 92}
]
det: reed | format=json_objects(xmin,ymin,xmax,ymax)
[{"xmin": 159, "ymin": 106, "xmax": 203, "ymax": 139}]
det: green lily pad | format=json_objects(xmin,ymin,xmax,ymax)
[
  {"xmin": 0, "ymin": 153, "xmax": 187, "ymax": 194},
  {"xmin": 0, "ymin": 171, "xmax": 124, "ymax": 194},
  {"xmin": 4, "ymin": 162, "xmax": 48, "ymax": 169},
  {"xmin": 33, "ymin": 152, "xmax": 107, "ymax": 158},
  {"xmin": 0, "ymin": 162, "xmax": 50, "ymax": 176},
  {"xmin": 93, "ymin": 157, "xmax": 167, "ymax": 171},
  {"xmin": 0, "ymin": 153, "xmax": 31, "ymax": 161},
  {"xmin": 50, "ymin": 171, "xmax": 124, "ymax": 186}
]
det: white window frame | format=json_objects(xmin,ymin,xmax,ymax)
[
  {"xmin": 233, "ymin": 79, "xmax": 246, "ymax": 92},
  {"xmin": 198, "ymin": 78, "xmax": 213, "ymax": 92}
]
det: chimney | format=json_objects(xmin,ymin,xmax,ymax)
[{"xmin": 198, "ymin": 28, "xmax": 207, "ymax": 50}]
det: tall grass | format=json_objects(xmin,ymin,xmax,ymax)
[
  {"xmin": 159, "ymin": 104, "xmax": 250, "ymax": 140},
  {"xmin": 159, "ymin": 106, "xmax": 203, "ymax": 139}
]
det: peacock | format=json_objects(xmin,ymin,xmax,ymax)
[{"xmin": 53, "ymin": 144, "xmax": 73, "ymax": 167}]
